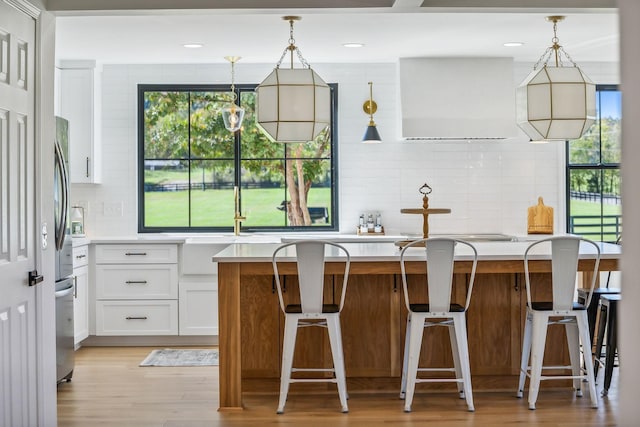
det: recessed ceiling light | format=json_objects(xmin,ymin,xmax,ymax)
[
  {"xmin": 183, "ymin": 43, "xmax": 204, "ymax": 49},
  {"xmin": 343, "ymin": 42, "xmax": 365, "ymax": 48},
  {"xmin": 503, "ymin": 42, "xmax": 524, "ymax": 47}
]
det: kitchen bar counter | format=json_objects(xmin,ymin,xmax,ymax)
[{"xmin": 213, "ymin": 239, "xmax": 621, "ymax": 410}]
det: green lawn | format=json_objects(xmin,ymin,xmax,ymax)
[
  {"xmin": 569, "ymin": 200, "xmax": 621, "ymax": 241},
  {"xmin": 144, "ymin": 187, "xmax": 331, "ymax": 228}
]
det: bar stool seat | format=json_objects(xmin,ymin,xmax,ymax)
[{"xmin": 594, "ymin": 294, "xmax": 620, "ymax": 396}]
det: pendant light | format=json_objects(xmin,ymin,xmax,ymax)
[
  {"xmin": 516, "ymin": 16, "xmax": 595, "ymax": 141},
  {"xmin": 255, "ymin": 16, "xmax": 330, "ymax": 143},
  {"xmin": 221, "ymin": 56, "xmax": 245, "ymax": 133},
  {"xmin": 362, "ymin": 81, "xmax": 382, "ymax": 143}
]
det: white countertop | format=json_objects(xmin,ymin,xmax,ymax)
[{"xmin": 212, "ymin": 240, "xmax": 621, "ymax": 263}]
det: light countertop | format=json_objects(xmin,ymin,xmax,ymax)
[{"xmin": 212, "ymin": 239, "xmax": 621, "ymax": 263}]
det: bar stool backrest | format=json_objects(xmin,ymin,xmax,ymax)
[
  {"xmin": 400, "ymin": 238, "xmax": 478, "ymax": 313},
  {"xmin": 272, "ymin": 240, "xmax": 351, "ymax": 314},
  {"xmin": 524, "ymin": 236, "xmax": 601, "ymax": 311}
]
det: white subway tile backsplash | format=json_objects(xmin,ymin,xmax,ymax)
[{"xmin": 75, "ymin": 61, "xmax": 617, "ymax": 237}]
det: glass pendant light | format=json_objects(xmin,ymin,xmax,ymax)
[
  {"xmin": 516, "ymin": 16, "xmax": 595, "ymax": 141},
  {"xmin": 221, "ymin": 56, "xmax": 245, "ymax": 133},
  {"xmin": 255, "ymin": 16, "xmax": 330, "ymax": 143}
]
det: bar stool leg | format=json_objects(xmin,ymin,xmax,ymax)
[
  {"xmin": 594, "ymin": 304, "xmax": 608, "ymax": 378},
  {"xmin": 602, "ymin": 302, "xmax": 618, "ymax": 396},
  {"xmin": 452, "ymin": 314, "xmax": 474, "ymax": 412},
  {"xmin": 403, "ymin": 314, "xmax": 426, "ymax": 413},
  {"xmin": 517, "ymin": 312, "xmax": 533, "ymax": 398},
  {"xmin": 577, "ymin": 312, "xmax": 598, "ymax": 408},
  {"xmin": 565, "ymin": 321, "xmax": 583, "ymax": 397},
  {"xmin": 399, "ymin": 315, "xmax": 411, "ymax": 399},
  {"xmin": 448, "ymin": 322, "xmax": 465, "ymax": 400},
  {"xmin": 326, "ymin": 316, "xmax": 349, "ymax": 413},
  {"xmin": 527, "ymin": 313, "xmax": 549, "ymax": 410},
  {"xmin": 277, "ymin": 316, "xmax": 299, "ymax": 414}
]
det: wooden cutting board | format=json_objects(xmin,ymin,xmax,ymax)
[{"xmin": 527, "ymin": 197, "xmax": 553, "ymax": 234}]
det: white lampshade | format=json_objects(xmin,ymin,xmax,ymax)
[
  {"xmin": 516, "ymin": 66, "xmax": 595, "ymax": 141},
  {"xmin": 255, "ymin": 68, "xmax": 330, "ymax": 143}
]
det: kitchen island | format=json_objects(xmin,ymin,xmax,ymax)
[{"xmin": 213, "ymin": 239, "xmax": 621, "ymax": 410}]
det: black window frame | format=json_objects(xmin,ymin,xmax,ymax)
[
  {"xmin": 565, "ymin": 84, "xmax": 621, "ymax": 242},
  {"xmin": 137, "ymin": 83, "xmax": 339, "ymax": 233}
]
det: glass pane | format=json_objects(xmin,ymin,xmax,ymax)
[
  {"xmin": 144, "ymin": 91, "xmax": 190, "ymax": 159},
  {"xmin": 190, "ymin": 160, "xmax": 235, "ymax": 227},
  {"xmin": 240, "ymin": 160, "xmax": 288, "ymax": 227},
  {"xmin": 190, "ymin": 91, "xmax": 235, "ymax": 159},
  {"xmin": 600, "ymin": 90, "xmax": 622, "ymax": 164},
  {"xmin": 284, "ymin": 159, "xmax": 332, "ymax": 227},
  {"xmin": 568, "ymin": 169, "xmax": 622, "ymax": 242},
  {"xmin": 143, "ymin": 160, "xmax": 189, "ymax": 227}
]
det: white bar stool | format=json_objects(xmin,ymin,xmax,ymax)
[
  {"xmin": 517, "ymin": 236, "xmax": 601, "ymax": 410},
  {"xmin": 399, "ymin": 238, "xmax": 478, "ymax": 412},
  {"xmin": 272, "ymin": 240, "xmax": 350, "ymax": 414}
]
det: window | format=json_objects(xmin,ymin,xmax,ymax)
[
  {"xmin": 566, "ymin": 85, "xmax": 621, "ymax": 242},
  {"xmin": 138, "ymin": 84, "xmax": 338, "ymax": 233}
]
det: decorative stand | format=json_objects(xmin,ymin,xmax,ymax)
[{"xmin": 396, "ymin": 183, "xmax": 451, "ymax": 247}]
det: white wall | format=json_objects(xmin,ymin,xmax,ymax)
[{"xmin": 71, "ymin": 60, "xmax": 618, "ymax": 237}]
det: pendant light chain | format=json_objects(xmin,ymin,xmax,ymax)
[
  {"xmin": 532, "ymin": 17, "xmax": 578, "ymax": 70},
  {"xmin": 275, "ymin": 17, "xmax": 310, "ymax": 70},
  {"xmin": 230, "ymin": 59, "xmax": 238, "ymax": 102}
]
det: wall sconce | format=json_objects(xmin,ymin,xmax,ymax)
[
  {"xmin": 516, "ymin": 16, "xmax": 595, "ymax": 141},
  {"xmin": 221, "ymin": 56, "xmax": 245, "ymax": 133},
  {"xmin": 362, "ymin": 81, "xmax": 382, "ymax": 143},
  {"xmin": 255, "ymin": 16, "xmax": 330, "ymax": 143}
]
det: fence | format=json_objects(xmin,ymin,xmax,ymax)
[
  {"xmin": 568, "ymin": 214, "xmax": 622, "ymax": 242},
  {"xmin": 144, "ymin": 181, "xmax": 280, "ymax": 192},
  {"xmin": 570, "ymin": 191, "xmax": 621, "ymax": 205}
]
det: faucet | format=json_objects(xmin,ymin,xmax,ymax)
[{"xmin": 233, "ymin": 186, "xmax": 246, "ymax": 236}]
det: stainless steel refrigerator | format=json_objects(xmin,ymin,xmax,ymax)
[{"xmin": 55, "ymin": 116, "xmax": 75, "ymax": 383}]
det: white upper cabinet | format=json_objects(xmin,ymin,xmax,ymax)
[{"xmin": 57, "ymin": 60, "xmax": 102, "ymax": 184}]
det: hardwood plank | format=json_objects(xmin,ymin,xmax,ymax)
[{"xmin": 57, "ymin": 346, "xmax": 619, "ymax": 426}]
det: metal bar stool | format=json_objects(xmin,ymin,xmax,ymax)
[
  {"xmin": 593, "ymin": 294, "xmax": 620, "ymax": 396},
  {"xmin": 517, "ymin": 236, "xmax": 601, "ymax": 410},
  {"xmin": 399, "ymin": 238, "xmax": 478, "ymax": 412},
  {"xmin": 272, "ymin": 240, "xmax": 351, "ymax": 414}
]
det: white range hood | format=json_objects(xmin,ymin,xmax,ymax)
[{"xmin": 399, "ymin": 57, "xmax": 518, "ymax": 140}]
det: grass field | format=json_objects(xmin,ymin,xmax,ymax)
[
  {"xmin": 144, "ymin": 187, "xmax": 331, "ymax": 228},
  {"xmin": 569, "ymin": 199, "xmax": 622, "ymax": 241}
]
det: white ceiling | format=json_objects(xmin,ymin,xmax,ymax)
[{"xmin": 54, "ymin": 4, "xmax": 619, "ymax": 65}]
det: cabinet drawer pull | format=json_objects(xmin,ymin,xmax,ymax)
[
  {"xmin": 125, "ymin": 280, "xmax": 148, "ymax": 284},
  {"xmin": 75, "ymin": 254, "xmax": 87, "ymax": 259},
  {"xmin": 125, "ymin": 316, "xmax": 148, "ymax": 320},
  {"xmin": 125, "ymin": 252, "xmax": 147, "ymax": 256}
]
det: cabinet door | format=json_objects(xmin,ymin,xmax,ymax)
[
  {"xmin": 240, "ymin": 276, "xmax": 281, "ymax": 378},
  {"xmin": 179, "ymin": 281, "xmax": 218, "ymax": 336},
  {"xmin": 73, "ymin": 265, "xmax": 89, "ymax": 345},
  {"xmin": 58, "ymin": 63, "xmax": 101, "ymax": 183},
  {"xmin": 340, "ymin": 274, "xmax": 401, "ymax": 377}
]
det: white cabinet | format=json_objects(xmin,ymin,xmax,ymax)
[
  {"xmin": 58, "ymin": 60, "xmax": 101, "ymax": 184},
  {"xmin": 94, "ymin": 244, "xmax": 178, "ymax": 336},
  {"xmin": 72, "ymin": 243, "xmax": 89, "ymax": 346},
  {"xmin": 178, "ymin": 243, "xmax": 226, "ymax": 336}
]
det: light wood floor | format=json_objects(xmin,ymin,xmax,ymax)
[{"xmin": 57, "ymin": 346, "xmax": 618, "ymax": 426}]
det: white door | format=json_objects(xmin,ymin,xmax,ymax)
[{"xmin": 0, "ymin": 1, "xmax": 38, "ymax": 426}]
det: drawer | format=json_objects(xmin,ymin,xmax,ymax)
[
  {"xmin": 95, "ymin": 244, "xmax": 178, "ymax": 264},
  {"xmin": 72, "ymin": 245, "xmax": 89, "ymax": 268},
  {"xmin": 96, "ymin": 300, "xmax": 178, "ymax": 335},
  {"xmin": 96, "ymin": 264, "xmax": 178, "ymax": 299}
]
